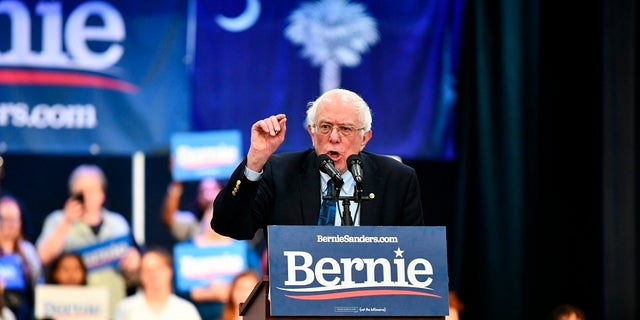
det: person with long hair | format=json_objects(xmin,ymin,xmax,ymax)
[
  {"xmin": 0, "ymin": 195, "xmax": 42, "ymax": 320},
  {"xmin": 220, "ymin": 270, "xmax": 259, "ymax": 320}
]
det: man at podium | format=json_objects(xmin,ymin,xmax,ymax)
[{"xmin": 212, "ymin": 88, "xmax": 425, "ymax": 240}]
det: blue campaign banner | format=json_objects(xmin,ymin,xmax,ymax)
[
  {"xmin": 170, "ymin": 130, "xmax": 243, "ymax": 181},
  {"xmin": 0, "ymin": 0, "xmax": 190, "ymax": 154},
  {"xmin": 74, "ymin": 235, "xmax": 132, "ymax": 272},
  {"xmin": 173, "ymin": 240, "xmax": 248, "ymax": 292},
  {"xmin": 267, "ymin": 226, "xmax": 450, "ymax": 317},
  {"xmin": 0, "ymin": 254, "xmax": 26, "ymax": 289},
  {"xmin": 193, "ymin": 0, "xmax": 464, "ymax": 160}
]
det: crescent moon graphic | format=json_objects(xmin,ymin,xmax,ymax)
[{"xmin": 216, "ymin": 0, "xmax": 261, "ymax": 32}]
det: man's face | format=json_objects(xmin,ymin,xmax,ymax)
[
  {"xmin": 70, "ymin": 172, "xmax": 105, "ymax": 212},
  {"xmin": 308, "ymin": 95, "xmax": 372, "ymax": 174},
  {"xmin": 0, "ymin": 200, "xmax": 21, "ymax": 240},
  {"xmin": 139, "ymin": 252, "xmax": 172, "ymax": 292}
]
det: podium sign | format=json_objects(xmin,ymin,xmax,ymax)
[{"xmin": 267, "ymin": 226, "xmax": 449, "ymax": 317}]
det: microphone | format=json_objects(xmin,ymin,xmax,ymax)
[
  {"xmin": 347, "ymin": 154, "xmax": 364, "ymax": 186},
  {"xmin": 317, "ymin": 154, "xmax": 343, "ymax": 185}
]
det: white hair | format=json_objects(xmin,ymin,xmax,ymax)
[{"xmin": 305, "ymin": 89, "xmax": 372, "ymax": 134}]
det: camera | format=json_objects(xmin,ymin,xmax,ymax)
[{"xmin": 72, "ymin": 193, "xmax": 84, "ymax": 204}]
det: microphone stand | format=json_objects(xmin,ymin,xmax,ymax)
[{"xmin": 323, "ymin": 180, "xmax": 370, "ymax": 226}]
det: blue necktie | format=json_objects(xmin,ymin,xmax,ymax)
[{"xmin": 318, "ymin": 180, "xmax": 336, "ymax": 225}]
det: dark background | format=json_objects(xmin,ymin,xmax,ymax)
[{"xmin": 1, "ymin": 0, "xmax": 638, "ymax": 319}]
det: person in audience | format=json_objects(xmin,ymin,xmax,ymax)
[
  {"xmin": 113, "ymin": 247, "xmax": 201, "ymax": 320},
  {"xmin": 446, "ymin": 290, "xmax": 464, "ymax": 320},
  {"xmin": 220, "ymin": 270, "xmax": 259, "ymax": 320},
  {"xmin": 162, "ymin": 176, "xmax": 222, "ymax": 241},
  {"xmin": 0, "ymin": 195, "xmax": 42, "ymax": 320},
  {"xmin": 0, "ymin": 156, "xmax": 10, "ymax": 196},
  {"xmin": 35, "ymin": 164, "xmax": 140, "ymax": 317},
  {"xmin": 175, "ymin": 204, "xmax": 260, "ymax": 319},
  {"xmin": 161, "ymin": 164, "xmax": 266, "ymax": 255},
  {"xmin": 46, "ymin": 252, "xmax": 87, "ymax": 286},
  {"xmin": 549, "ymin": 303, "xmax": 586, "ymax": 320},
  {"xmin": 0, "ymin": 157, "xmax": 34, "ymax": 242},
  {"xmin": 0, "ymin": 282, "xmax": 16, "ymax": 320}
]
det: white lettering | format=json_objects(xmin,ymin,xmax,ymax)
[
  {"xmin": 0, "ymin": 1, "xmax": 30, "ymax": 64},
  {"xmin": 0, "ymin": 102, "xmax": 97, "ymax": 129},
  {"xmin": 315, "ymin": 257, "xmax": 340, "ymax": 287},
  {"xmin": 283, "ymin": 251, "xmax": 434, "ymax": 289},
  {"xmin": 82, "ymin": 242, "xmax": 129, "ymax": 269},
  {"xmin": 176, "ymin": 144, "xmax": 240, "ymax": 168},
  {"xmin": 283, "ymin": 251, "xmax": 314, "ymax": 286},
  {"xmin": 362, "ymin": 258, "xmax": 393, "ymax": 285},
  {"xmin": 36, "ymin": 2, "xmax": 67, "ymax": 64},
  {"xmin": 0, "ymin": 265, "xmax": 19, "ymax": 279},
  {"xmin": 65, "ymin": 1, "xmax": 125, "ymax": 69},
  {"xmin": 178, "ymin": 254, "xmax": 244, "ymax": 278},
  {"xmin": 407, "ymin": 258, "xmax": 433, "ymax": 287},
  {"xmin": 0, "ymin": 1, "xmax": 125, "ymax": 70}
]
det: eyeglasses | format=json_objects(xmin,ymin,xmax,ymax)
[{"xmin": 313, "ymin": 123, "xmax": 365, "ymax": 137}]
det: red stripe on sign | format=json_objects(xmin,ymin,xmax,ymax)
[{"xmin": 0, "ymin": 69, "xmax": 138, "ymax": 93}]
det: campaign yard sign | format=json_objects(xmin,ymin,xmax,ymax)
[
  {"xmin": 268, "ymin": 225, "xmax": 450, "ymax": 317},
  {"xmin": 0, "ymin": 254, "xmax": 25, "ymax": 289},
  {"xmin": 74, "ymin": 235, "xmax": 133, "ymax": 272},
  {"xmin": 170, "ymin": 130, "xmax": 243, "ymax": 181},
  {"xmin": 173, "ymin": 240, "xmax": 248, "ymax": 292},
  {"xmin": 35, "ymin": 285, "xmax": 109, "ymax": 320}
]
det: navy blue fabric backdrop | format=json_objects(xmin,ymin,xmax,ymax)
[
  {"xmin": 0, "ymin": 0, "xmax": 463, "ymax": 160},
  {"xmin": 192, "ymin": 0, "xmax": 464, "ymax": 160}
]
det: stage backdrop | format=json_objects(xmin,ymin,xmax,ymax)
[
  {"xmin": 0, "ymin": 0, "xmax": 464, "ymax": 160},
  {"xmin": 192, "ymin": 0, "xmax": 464, "ymax": 160},
  {"xmin": 0, "ymin": 0, "xmax": 190, "ymax": 154}
]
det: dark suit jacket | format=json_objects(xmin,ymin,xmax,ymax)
[{"xmin": 212, "ymin": 149, "xmax": 425, "ymax": 240}]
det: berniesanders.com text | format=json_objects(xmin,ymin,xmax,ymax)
[{"xmin": 317, "ymin": 235, "xmax": 398, "ymax": 243}]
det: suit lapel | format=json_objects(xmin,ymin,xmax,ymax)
[
  {"xmin": 299, "ymin": 152, "xmax": 321, "ymax": 224},
  {"xmin": 360, "ymin": 153, "xmax": 382, "ymax": 225}
]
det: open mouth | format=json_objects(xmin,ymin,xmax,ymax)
[{"xmin": 327, "ymin": 151, "xmax": 341, "ymax": 161}]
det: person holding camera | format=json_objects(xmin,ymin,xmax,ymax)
[{"xmin": 35, "ymin": 164, "xmax": 140, "ymax": 318}]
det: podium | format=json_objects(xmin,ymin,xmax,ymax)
[
  {"xmin": 241, "ymin": 226, "xmax": 449, "ymax": 319},
  {"xmin": 240, "ymin": 276, "xmax": 445, "ymax": 320}
]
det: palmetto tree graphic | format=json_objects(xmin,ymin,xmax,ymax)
[{"xmin": 285, "ymin": 0, "xmax": 380, "ymax": 93}]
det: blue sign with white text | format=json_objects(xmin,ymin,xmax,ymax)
[
  {"xmin": 267, "ymin": 226, "xmax": 449, "ymax": 317},
  {"xmin": 0, "ymin": 0, "xmax": 190, "ymax": 154},
  {"xmin": 170, "ymin": 130, "xmax": 243, "ymax": 181},
  {"xmin": 0, "ymin": 254, "xmax": 25, "ymax": 289},
  {"xmin": 74, "ymin": 235, "xmax": 132, "ymax": 272},
  {"xmin": 173, "ymin": 241, "xmax": 248, "ymax": 292}
]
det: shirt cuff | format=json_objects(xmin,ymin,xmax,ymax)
[{"xmin": 244, "ymin": 166, "xmax": 263, "ymax": 181}]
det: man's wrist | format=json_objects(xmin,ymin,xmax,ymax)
[{"xmin": 244, "ymin": 166, "xmax": 263, "ymax": 181}]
